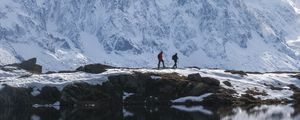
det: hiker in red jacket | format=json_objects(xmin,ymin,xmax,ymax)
[{"xmin": 157, "ymin": 51, "xmax": 165, "ymax": 69}]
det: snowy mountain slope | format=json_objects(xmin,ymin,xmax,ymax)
[{"xmin": 1, "ymin": 0, "xmax": 300, "ymax": 71}]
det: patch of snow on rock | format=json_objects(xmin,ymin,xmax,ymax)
[
  {"xmin": 150, "ymin": 75, "xmax": 161, "ymax": 80},
  {"xmin": 172, "ymin": 93, "xmax": 213, "ymax": 103},
  {"xmin": 123, "ymin": 92, "xmax": 135, "ymax": 100}
]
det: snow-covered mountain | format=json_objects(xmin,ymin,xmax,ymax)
[{"xmin": 1, "ymin": 0, "xmax": 300, "ymax": 71}]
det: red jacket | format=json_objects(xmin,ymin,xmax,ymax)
[{"xmin": 158, "ymin": 52, "xmax": 163, "ymax": 61}]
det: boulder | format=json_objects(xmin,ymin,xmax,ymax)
[
  {"xmin": 288, "ymin": 84, "xmax": 300, "ymax": 92},
  {"xmin": 269, "ymin": 85, "xmax": 283, "ymax": 91},
  {"xmin": 187, "ymin": 73, "xmax": 202, "ymax": 81},
  {"xmin": 76, "ymin": 64, "xmax": 113, "ymax": 74},
  {"xmin": 60, "ymin": 83, "xmax": 122, "ymax": 107},
  {"xmin": 291, "ymin": 74, "xmax": 300, "ymax": 80},
  {"xmin": 223, "ymin": 81, "xmax": 232, "ymax": 87},
  {"xmin": 19, "ymin": 58, "xmax": 42, "ymax": 74},
  {"xmin": 293, "ymin": 92, "xmax": 300, "ymax": 103},
  {"xmin": 20, "ymin": 58, "xmax": 36, "ymax": 68},
  {"xmin": 188, "ymin": 83, "xmax": 209, "ymax": 96},
  {"xmin": 187, "ymin": 74, "xmax": 220, "ymax": 86},
  {"xmin": 288, "ymin": 84, "xmax": 300, "ymax": 103},
  {"xmin": 145, "ymin": 78, "xmax": 178, "ymax": 100},
  {"xmin": 108, "ymin": 73, "xmax": 149, "ymax": 93},
  {"xmin": 225, "ymin": 70, "xmax": 247, "ymax": 76},
  {"xmin": 201, "ymin": 77, "xmax": 220, "ymax": 86},
  {"xmin": 202, "ymin": 88, "xmax": 235, "ymax": 105}
]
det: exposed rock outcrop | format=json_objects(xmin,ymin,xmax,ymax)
[
  {"xmin": 291, "ymin": 74, "xmax": 300, "ymax": 80},
  {"xmin": 201, "ymin": 77, "xmax": 220, "ymax": 86},
  {"xmin": 60, "ymin": 83, "xmax": 122, "ymax": 107},
  {"xmin": 76, "ymin": 64, "xmax": 113, "ymax": 74},
  {"xmin": 19, "ymin": 58, "xmax": 42, "ymax": 73},
  {"xmin": 202, "ymin": 88, "xmax": 236, "ymax": 105},
  {"xmin": 0, "ymin": 70, "xmax": 298, "ymax": 108},
  {"xmin": 187, "ymin": 73, "xmax": 220, "ymax": 86},
  {"xmin": 108, "ymin": 72, "xmax": 224, "ymax": 105},
  {"xmin": 187, "ymin": 73, "xmax": 202, "ymax": 81},
  {"xmin": 0, "ymin": 72, "xmax": 223, "ymax": 107},
  {"xmin": 223, "ymin": 81, "xmax": 232, "ymax": 87},
  {"xmin": 4, "ymin": 58, "xmax": 42, "ymax": 74},
  {"xmin": 288, "ymin": 84, "xmax": 300, "ymax": 104},
  {"xmin": 18, "ymin": 58, "xmax": 42, "ymax": 74},
  {"xmin": 225, "ymin": 70, "xmax": 247, "ymax": 76}
]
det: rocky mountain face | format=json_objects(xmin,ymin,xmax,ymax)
[{"xmin": 0, "ymin": 0, "xmax": 300, "ymax": 71}]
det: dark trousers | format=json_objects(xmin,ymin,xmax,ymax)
[
  {"xmin": 172, "ymin": 60, "xmax": 177, "ymax": 68},
  {"xmin": 158, "ymin": 60, "xmax": 165, "ymax": 69}
]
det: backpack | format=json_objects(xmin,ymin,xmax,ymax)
[{"xmin": 172, "ymin": 55, "xmax": 176, "ymax": 60}]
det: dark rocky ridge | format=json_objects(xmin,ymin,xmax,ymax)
[
  {"xmin": 0, "ymin": 62, "xmax": 300, "ymax": 108},
  {"xmin": 0, "ymin": 72, "xmax": 297, "ymax": 108}
]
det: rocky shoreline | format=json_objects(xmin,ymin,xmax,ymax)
[
  {"xmin": 0, "ymin": 70, "xmax": 297, "ymax": 108},
  {"xmin": 0, "ymin": 59, "xmax": 300, "ymax": 108}
]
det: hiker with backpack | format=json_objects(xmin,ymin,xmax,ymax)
[
  {"xmin": 157, "ymin": 51, "xmax": 165, "ymax": 69},
  {"xmin": 172, "ymin": 53, "xmax": 178, "ymax": 69}
]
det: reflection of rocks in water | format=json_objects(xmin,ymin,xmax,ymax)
[
  {"xmin": 123, "ymin": 106, "xmax": 219, "ymax": 120},
  {"xmin": 32, "ymin": 108, "xmax": 61, "ymax": 120},
  {"xmin": 0, "ymin": 107, "xmax": 31, "ymax": 120},
  {"xmin": 1, "ymin": 104, "xmax": 300, "ymax": 120},
  {"xmin": 0, "ymin": 106, "xmax": 122, "ymax": 120},
  {"xmin": 219, "ymin": 104, "xmax": 297, "ymax": 120},
  {"xmin": 0, "ymin": 107, "xmax": 60, "ymax": 120},
  {"xmin": 60, "ymin": 107, "xmax": 122, "ymax": 120},
  {"xmin": 292, "ymin": 104, "xmax": 300, "ymax": 118}
]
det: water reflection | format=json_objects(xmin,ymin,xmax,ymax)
[
  {"xmin": 219, "ymin": 104, "xmax": 300, "ymax": 120},
  {"xmin": 124, "ymin": 105, "xmax": 219, "ymax": 120},
  {"xmin": 0, "ymin": 104, "xmax": 299, "ymax": 120}
]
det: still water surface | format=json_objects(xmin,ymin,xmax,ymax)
[{"xmin": 1, "ymin": 104, "xmax": 299, "ymax": 120}]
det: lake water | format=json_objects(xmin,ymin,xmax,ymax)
[{"xmin": 1, "ymin": 104, "xmax": 299, "ymax": 120}]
